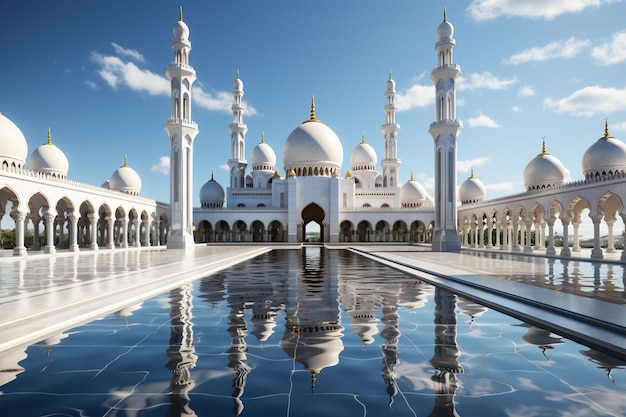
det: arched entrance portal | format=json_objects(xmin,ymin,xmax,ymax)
[{"xmin": 302, "ymin": 203, "xmax": 324, "ymax": 242}]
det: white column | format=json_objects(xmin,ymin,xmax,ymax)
[
  {"xmin": 107, "ymin": 218, "xmax": 115, "ymax": 249},
  {"xmin": 546, "ymin": 219, "xmax": 556, "ymax": 256},
  {"xmin": 89, "ymin": 214, "xmax": 98, "ymax": 250},
  {"xmin": 606, "ymin": 219, "xmax": 615, "ymax": 253},
  {"xmin": 68, "ymin": 214, "xmax": 79, "ymax": 252},
  {"xmin": 590, "ymin": 215, "xmax": 604, "ymax": 259},
  {"xmin": 572, "ymin": 219, "xmax": 581, "ymax": 252},
  {"xmin": 44, "ymin": 212, "xmax": 56, "ymax": 254},
  {"xmin": 11, "ymin": 210, "xmax": 27, "ymax": 256},
  {"xmin": 560, "ymin": 217, "xmax": 571, "ymax": 257}
]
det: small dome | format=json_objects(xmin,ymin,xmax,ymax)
[
  {"xmin": 172, "ymin": 8, "xmax": 189, "ymax": 41},
  {"xmin": 108, "ymin": 156, "xmax": 142, "ymax": 195},
  {"xmin": 437, "ymin": 9, "xmax": 454, "ymax": 41},
  {"xmin": 199, "ymin": 173, "xmax": 225, "ymax": 208},
  {"xmin": 459, "ymin": 170, "xmax": 486, "ymax": 204},
  {"xmin": 251, "ymin": 134, "xmax": 276, "ymax": 170},
  {"xmin": 400, "ymin": 173, "xmax": 429, "ymax": 208},
  {"xmin": 350, "ymin": 135, "xmax": 377, "ymax": 170},
  {"xmin": 582, "ymin": 122, "xmax": 626, "ymax": 179},
  {"xmin": 282, "ymin": 98, "xmax": 343, "ymax": 176},
  {"xmin": 28, "ymin": 129, "xmax": 69, "ymax": 178},
  {"xmin": 386, "ymin": 72, "xmax": 396, "ymax": 92},
  {"xmin": 524, "ymin": 140, "xmax": 569, "ymax": 191},
  {"xmin": 233, "ymin": 71, "xmax": 243, "ymax": 91},
  {"xmin": 0, "ymin": 112, "xmax": 28, "ymax": 168}
]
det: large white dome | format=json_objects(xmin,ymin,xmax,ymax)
[
  {"xmin": 350, "ymin": 135, "xmax": 377, "ymax": 170},
  {"xmin": 199, "ymin": 174, "xmax": 225, "ymax": 208},
  {"xmin": 251, "ymin": 135, "xmax": 276, "ymax": 171},
  {"xmin": 523, "ymin": 141, "xmax": 568, "ymax": 191},
  {"xmin": 28, "ymin": 129, "xmax": 69, "ymax": 179},
  {"xmin": 582, "ymin": 122, "xmax": 626, "ymax": 179},
  {"xmin": 400, "ymin": 174, "xmax": 429, "ymax": 208},
  {"xmin": 108, "ymin": 156, "xmax": 142, "ymax": 195},
  {"xmin": 282, "ymin": 99, "xmax": 343, "ymax": 176},
  {"xmin": 459, "ymin": 171, "xmax": 486, "ymax": 204},
  {"xmin": 0, "ymin": 112, "xmax": 28, "ymax": 169}
]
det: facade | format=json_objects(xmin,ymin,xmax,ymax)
[{"xmin": 0, "ymin": 114, "xmax": 169, "ymax": 255}]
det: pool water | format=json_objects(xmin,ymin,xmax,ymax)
[{"xmin": 0, "ymin": 248, "xmax": 624, "ymax": 416}]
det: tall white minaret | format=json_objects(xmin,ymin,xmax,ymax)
[
  {"xmin": 165, "ymin": 7, "xmax": 198, "ymax": 250},
  {"xmin": 381, "ymin": 71, "xmax": 401, "ymax": 188},
  {"xmin": 228, "ymin": 70, "xmax": 248, "ymax": 189},
  {"xmin": 429, "ymin": 8, "xmax": 462, "ymax": 252}
]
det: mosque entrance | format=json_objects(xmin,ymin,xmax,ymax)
[{"xmin": 302, "ymin": 203, "xmax": 324, "ymax": 242}]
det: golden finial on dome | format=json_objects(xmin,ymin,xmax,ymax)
[
  {"xmin": 540, "ymin": 136, "xmax": 550, "ymax": 155},
  {"xmin": 443, "ymin": 6, "xmax": 447, "ymax": 22},
  {"xmin": 47, "ymin": 127, "xmax": 52, "ymax": 145},
  {"xmin": 603, "ymin": 118, "xmax": 614, "ymax": 139},
  {"xmin": 122, "ymin": 153, "xmax": 128, "ymax": 168},
  {"xmin": 389, "ymin": 70, "xmax": 393, "ymax": 80},
  {"xmin": 304, "ymin": 96, "xmax": 321, "ymax": 123},
  {"xmin": 361, "ymin": 132, "xmax": 365, "ymax": 144},
  {"xmin": 179, "ymin": 6, "xmax": 183, "ymax": 22},
  {"xmin": 470, "ymin": 167, "xmax": 475, "ymax": 178},
  {"xmin": 409, "ymin": 169, "xmax": 415, "ymax": 181},
  {"xmin": 274, "ymin": 170, "xmax": 281, "ymax": 178},
  {"xmin": 288, "ymin": 168, "xmax": 296, "ymax": 177},
  {"xmin": 261, "ymin": 132, "xmax": 265, "ymax": 143},
  {"xmin": 345, "ymin": 170, "xmax": 352, "ymax": 178},
  {"xmin": 210, "ymin": 169, "xmax": 215, "ymax": 181}
]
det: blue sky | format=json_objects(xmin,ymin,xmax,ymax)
[{"xmin": 2, "ymin": 0, "xmax": 626, "ymax": 211}]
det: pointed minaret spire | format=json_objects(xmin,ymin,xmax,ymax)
[
  {"xmin": 389, "ymin": 70, "xmax": 393, "ymax": 80},
  {"xmin": 261, "ymin": 132, "xmax": 265, "ymax": 143},
  {"xmin": 470, "ymin": 167, "xmax": 475, "ymax": 178},
  {"xmin": 123, "ymin": 153, "xmax": 128, "ymax": 168},
  {"xmin": 179, "ymin": 5, "xmax": 183, "ymax": 21},
  {"xmin": 443, "ymin": 6, "xmax": 447, "ymax": 22},
  {"xmin": 304, "ymin": 96, "xmax": 320, "ymax": 123},
  {"xmin": 603, "ymin": 118, "xmax": 613, "ymax": 139},
  {"xmin": 210, "ymin": 169, "xmax": 214, "ymax": 181},
  {"xmin": 361, "ymin": 132, "xmax": 365, "ymax": 144},
  {"xmin": 540, "ymin": 136, "xmax": 550, "ymax": 155},
  {"xmin": 47, "ymin": 128, "xmax": 52, "ymax": 145}
]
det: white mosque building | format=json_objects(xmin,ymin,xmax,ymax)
[{"xmin": 2, "ymin": 9, "xmax": 626, "ymax": 260}]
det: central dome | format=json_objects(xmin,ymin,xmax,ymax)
[{"xmin": 282, "ymin": 99, "xmax": 343, "ymax": 176}]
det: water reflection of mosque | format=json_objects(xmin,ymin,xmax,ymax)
[{"xmin": 158, "ymin": 246, "xmax": 625, "ymax": 416}]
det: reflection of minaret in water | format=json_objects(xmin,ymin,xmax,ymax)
[
  {"xmin": 227, "ymin": 300, "xmax": 251, "ymax": 416},
  {"xmin": 429, "ymin": 287, "xmax": 463, "ymax": 417},
  {"xmin": 165, "ymin": 284, "xmax": 198, "ymax": 417},
  {"xmin": 281, "ymin": 247, "xmax": 344, "ymax": 392},
  {"xmin": 580, "ymin": 348, "xmax": 626, "ymax": 382},
  {"xmin": 380, "ymin": 287, "xmax": 401, "ymax": 408}
]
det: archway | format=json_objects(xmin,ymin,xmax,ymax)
[{"xmin": 302, "ymin": 203, "xmax": 324, "ymax": 242}]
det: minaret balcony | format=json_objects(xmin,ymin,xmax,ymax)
[
  {"xmin": 166, "ymin": 118, "xmax": 198, "ymax": 129},
  {"xmin": 430, "ymin": 64, "xmax": 461, "ymax": 79},
  {"xmin": 167, "ymin": 62, "xmax": 196, "ymax": 76}
]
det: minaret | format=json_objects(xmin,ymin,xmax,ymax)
[
  {"xmin": 228, "ymin": 70, "xmax": 248, "ymax": 189},
  {"xmin": 381, "ymin": 71, "xmax": 401, "ymax": 188},
  {"xmin": 429, "ymin": 8, "xmax": 462, "ymax": 252},
  {"xmin": 165, "ymin": 7, "xmax": 198, "ymax": 250}
]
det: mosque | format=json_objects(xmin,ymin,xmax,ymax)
[{"xmin": 2, "ymin": 9, "xmax": 626, "ymax": 260}]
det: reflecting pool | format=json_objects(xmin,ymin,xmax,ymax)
[{"xmin": 1, "ymin": 247, "xmax": 625, "ymax": 416}]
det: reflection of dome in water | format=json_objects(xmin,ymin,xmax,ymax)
[
  {"xmin": 251, "ymin": 309, "xmax": 279, "ymax": 343},
  {"xmin": 281, "ymin": 323, "xmax": 344, "ymax": 389},
  {"xmin": 348, "ymin": 312, "xmax": 379, "ymax": 345},
  {"xmin": 282, "ymin": 98, "xmax": 343, "ymax": 176}
]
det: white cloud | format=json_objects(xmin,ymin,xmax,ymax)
[
  {"xmin": 518, "ymin": 86, "xmax": 536, "ymax": 97},
  {"xmin": 150, "ymin": 156, "xmax": 170, "ymax": 175},
  {"xmin": 612, "ymin": 121, "xmax": 626, "ymax": 131},
  {"xmin": 395, "ymin": 83, "xmax": 435, "ymax": 112},
  {"xmin": 591, "ymin": 29, "xmax": 626, "ymax": 65},
  {"xmin": 91, "ymin": 52, "xmax": 169, "ymax": 95},
  {"xmin": 85, "ymin": 80, "xmax": 100, "ymax": 90},
  {"xmin": 468, "ymin": 113, "xmax": 501, "ymax": 128},
  {"xmin": 467, "ymin": 0, "xmax": 618, "ymax": 21},
  {"xmin": 219, "ymin": 164, "xmax": 230, "ymax": 171},
  {"xmin": 544, "ymin": 85, "xmax": 626, "ymax": 116},
  {"xmin": 504, "ymin": 37, "xmax": 590, "ymax": 65},
  {"xmin": 512, "ymin": 106, "xmax": 522, "ymax": 112},
  {"xmin": 458, "ymin": 157, "xmax": 492, "ymax": 173},
  {"xmin": 91, "ymin": 50, "xmax": 258, "ymax": 115},
  {"xmin": 458, "ymin": 72, "xmax": 518, "ymax": 92},
  {"xmin": 111, "ymin": 42, "xmax": 145, "ymax": 63},
  {"xmin": 413, "ymin": 172, "xmax": 434, "ymax": 191}
]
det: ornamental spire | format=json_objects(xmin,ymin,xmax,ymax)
[
  {"xmin": 604, "ymin": 118, "xmax": 613, "ymax": 139},
  {"xmin": 123, "ymin": 153, "xmax": 128, "ymax": 168},
  {"xmin": 210, "ymin": 169, "xmax": 214, "ymax": 181},
  {"xmin": 47, "ymin": 128, "xmax": 52, "ymax": 145},
  {"xmin": 361, "ymin": 132, "xmax": 365, "ymax": 144},
  {"xmin": 304, "ymin": 96, "xmax": 320, "ymax": 123},
  {"xmin": 261, "ymin": 132, "xmax": 265, "ymax": 143},
  {"xmin": 179, "ymin": 5, "xmax": 183, "ymax": 21},
  {"xmin": 470, "ymin": 167, "xmax": 475, "ymax": 178},
  {"xmin": 443, "ymin": 6, "xmax": 447, "ymax": 22}
]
